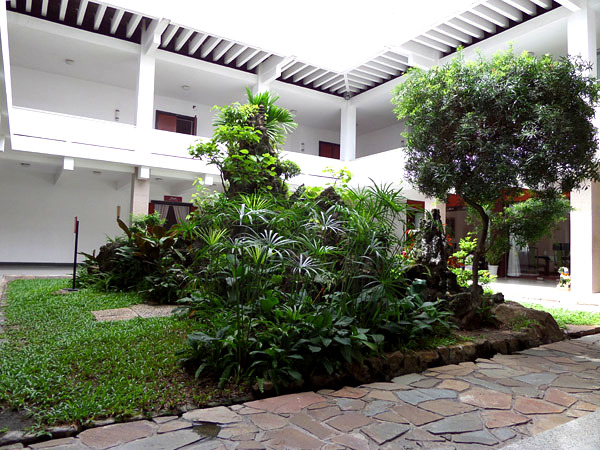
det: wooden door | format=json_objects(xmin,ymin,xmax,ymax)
[
  {"xmin": 319, "ymin": 141, "xmax": 341, "ymax": 159},
  {"xmin": 156, "ymin": 112, "xmax": 177, "ymax": 132}
]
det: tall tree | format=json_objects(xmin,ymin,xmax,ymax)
[{"xmin": 392, "ymin": 49, "xmax": 600, "ymax": 295}]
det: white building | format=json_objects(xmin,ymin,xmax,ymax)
[{"xmin": 0, "ymin": 0, "xmax": 599, "ymax": 294}]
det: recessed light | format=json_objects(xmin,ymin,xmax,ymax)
[
  {"xmin": 93, "ymin": 170, "xmax": 102, "ymax": 174},
  {"xmin": 20, "ymin": 162, "xmax": 30, "ymax": 167},
  {"xmin": 181, "ymin": 85, "xmax": 190, "ymax": 91},
  {"xmin": 65, "ymin": 59, "xmax": 75, "ymax": 65},
  {"xmin": 290, "ymin": 109, "xmax": 297, "ymax": 114}
]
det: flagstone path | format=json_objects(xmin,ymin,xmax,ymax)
[{"xmin": 5, "ymin": 334, "xmax": 600, "ymax": 449}]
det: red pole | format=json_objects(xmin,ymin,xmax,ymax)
[{"xmin": 72, "ymin": 217, "xmax": 79, "ymax": 290}]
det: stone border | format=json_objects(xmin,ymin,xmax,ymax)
[{"xmin": 0, "ymin": 275, "xmax": 597, "ymax": 448}]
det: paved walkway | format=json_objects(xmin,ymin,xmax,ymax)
[
  {"xmin": 491, "ymin": 278, "xmax": 600, "ymax": 311},
  {"xmin": 5, "ymin": 334, "xmax": 600, "ymax": 449}
]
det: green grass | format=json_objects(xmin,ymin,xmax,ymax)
[
  {"xmin": 519, "ymin": 301, "xmax": 600, "ymax": 328},
  {"xmin": 0, "ymin": 279, "xmax": 243, "ymax": 428}
]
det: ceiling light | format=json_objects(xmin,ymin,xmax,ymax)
[
  {"xmin": 155, "ymin": 177, "xmax": 163, "ymax": 181},
  {"xmin": 93, "ymin": 170, "xmax": 102, "ymax": 174},
  {"xmin": 65, "ymin": 58, "xmax": 75, "ymax": 65},
  {"xmin": 181, "ymin": 85, "xmax": 190, "ymax": 91},
  {"xmin": 290, "ymin": 109, "xmax": 297, "ymax": 114},
  {"xmin": 20, "ymin": 162, "xmax": 30, "ymax": 167}
]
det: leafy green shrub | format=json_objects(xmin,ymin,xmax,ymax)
[{"xmin": 82, "ymin": 89, "xmax": 455, "ymax": 391}]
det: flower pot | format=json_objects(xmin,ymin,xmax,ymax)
[{"xmin": 488, "ymin": 265, "xmax": 499, "ymax": 276}]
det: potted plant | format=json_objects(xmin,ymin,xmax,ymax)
[
  {"xmin": 557, "ymin": 266, "xmax": 571, "ymax": 289},
  {"xmin": 485, "ymin": 237, "xmax": 510, "ymax": 277}
]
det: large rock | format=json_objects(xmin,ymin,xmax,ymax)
[{"xmin": 492, "ymin": 301, "xmax": 564, "ymax": 344}]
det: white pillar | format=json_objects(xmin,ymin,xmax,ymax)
[
  {"xmin": 130, "ymin": 166, "xmax": 150, "ymax": 219},
  {"xmin": 568, "ymin": 0, "xmax": 600, "ymax": 294},
  {"xmin": 340, "ymin": 101, "xmax": 356, "ymax": 161},
  {"xmin": 135, "ymin": 20, "xmax": 168, "ymax": 128},
  {"xmin": 135, "ymin": 50, "xmax": 155, "ymax": 128}
]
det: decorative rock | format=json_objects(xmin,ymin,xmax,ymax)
[
  {"xmin": 326, "ymin": 412, "xmax": 373, "ymax": 432},
  {"xmin": 78, "ymin": 421, "xmax": 156, "ymax": 449},
  {"xmin": 182, "ymin": 406, "xmax": 241, "ymax": 424},
  {"xmin": 361, "ymin": 422, "xmax": 410, "ymax": 444},
  {"xmin": 493, "ymin": 302, "xmax": 564, "ymax": 344},
  {"xmin": 514, "ymin": 397, "xmax": 566, "ymax": 414},
  {"xmin": 244, "ymin": 392, "xmax": 325, "ymax": 414},
  {"xmin": 423, "ymin": 412, "xmax": 484, "ymax": 435},
  {"xmin": 481, "ymin": 410, "xmax": 530, "ymax": 428},
  {"xmin": 459, "ymin": 388, "xmax": 512, "ymax": 410},
  {"xmin": 452, "ymin": 430, "xmax": 498, "ymax": 445}
]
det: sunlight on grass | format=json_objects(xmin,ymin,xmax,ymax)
[{"xmin": 519, "ymin": 302, "xmax": 600, "ymax": 329}]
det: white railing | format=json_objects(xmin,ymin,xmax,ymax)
[{"xmin": 8, "ymin": 107, "xmax": 410, "ymax": 186}]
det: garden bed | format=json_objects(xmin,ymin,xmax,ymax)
[{"xmin": 0, "ymin": 278, "xmax": 569, "ymax": 441}]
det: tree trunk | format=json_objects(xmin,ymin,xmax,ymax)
[{"xmin": 463, "ymin": 199, "xmax": 489, "ymax": 298}]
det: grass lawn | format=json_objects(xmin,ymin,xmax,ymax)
[
  {"xmin": 0, "ymin": 278, "xmax": 246, "ymax": 429},
  {"xmin": 519, "ymin": 301, "xmax": 600, "ymax": 328}
]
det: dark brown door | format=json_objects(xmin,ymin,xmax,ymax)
[
  {"xmin": 156, "ymin": 112, "xmax": 177, "ymax": 132},
  {"xmin": 319, "ymin": 141, "xmax": 341, "ymax": 159}
]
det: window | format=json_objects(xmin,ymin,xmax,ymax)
[
  {"xmin": 155, "ymin": 111, "xmax": 197, "ymax": 135},
  {"xmin": 319, "ymin": 141, "xmax": 340, "ymax": 159}
]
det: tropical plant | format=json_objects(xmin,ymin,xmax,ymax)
[{"xmin": 189, "ymin": 88, "xmax": 300, "ymax": 196}]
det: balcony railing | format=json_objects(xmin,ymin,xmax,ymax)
[{"xmin": 8, "ymin": 106, "xmax": 408, "ymax": 187}]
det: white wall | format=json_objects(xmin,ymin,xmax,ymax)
[
  {"xmin": 0, "ymin": 163, "xmax": 130, "ymax": 263},
  {"xmin": 11, "ymin": 66, "xmax": 137, "ymax": 124},
  {"xmin": 11, "ymin": 66, "xmax": 336, "ymax": 156},
  {"xmin": 284, "ymin": 124, "xmax": 339, "ymax": 156},
  {"xmin": 357, "ymin": 121, "xmax": 407, "ymax": 158}
]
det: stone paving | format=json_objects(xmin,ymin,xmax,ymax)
[
  {"xmin": 4, "ymin": 334, "xmax": 600, "ymax": 449},
  {"xmin": 91, "ymin": 304, "xmax": 177, "ymax": 322}
]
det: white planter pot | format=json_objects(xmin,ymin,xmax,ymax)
[{"xmin": 488, "ymin": 265, "xmax": 499, "ymax": 276}]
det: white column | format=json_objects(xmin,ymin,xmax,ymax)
[
  {"xmin": 135, "ymin": 50, "xmax": 155, "ymax": 128},
  {"xmin": 130, "ymin": 166, "xmax": 150, "ymax": 219},
  {"xmin": 135, "ymin": 19, "xmax": 169, "ymax": 128},
  {"xmin": 568, "ymin": 0, "xmax": 600, "ymax": 294},
  {"xmin": 340, "ymin": 101, "xmax": 356, "ymax": 161}
]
